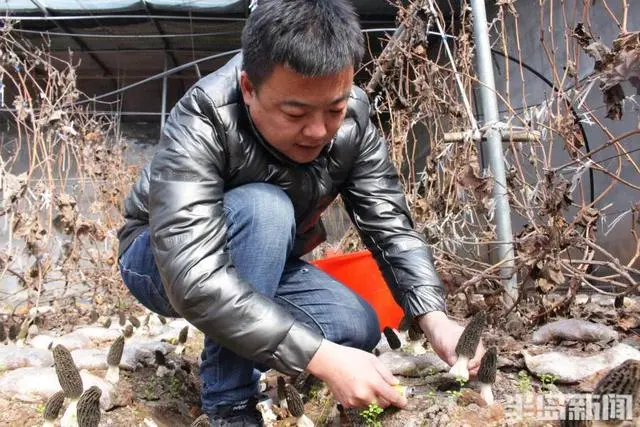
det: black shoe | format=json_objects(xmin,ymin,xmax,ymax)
[{"xmin": 207, "ymin": 397, "xmax": 264, "ymax": 427}]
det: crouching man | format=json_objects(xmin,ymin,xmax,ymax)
[{"xmin": 117, "ymin": 0, "xmax": 484, "ymax": 425}]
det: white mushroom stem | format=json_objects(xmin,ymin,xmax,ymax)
[
  {"xmin": 256, "ymin": 399, "xmax": 278, "ymax": 427},
  {"xmin": 60, "ymin": 398, "xmax": 79, "ymax": 427},
  {"xmin": 479, "ymin": 382, "xmax": 494, "ymax": 405},
  {"xmin": 296, "ymin": 414, "xmax": 315, "ymax": 427},
  {"xmin": 410, "ymin": 341, "xmax": 426, "ymax": 355},
  {"xmin": 259, "ymin": 372, "xmax": 268, "ymax": 392},
  {"xmin": 279, "ymin": 399, "xmax": 288, "ymax": 411},
  {"xmin": 105, "ymin": 364, "xmax": 120, "ymax": 384},
  {"xmin": 448, "ymin": 355, "xmax": 470, "ymax": 381},
  {"xmin": 174, "ymin": 343, "xmax": 185, "ymax": 355},
  {"xmin": 43, "ymin": 421, "xmax": 55, "ymax": 427}
]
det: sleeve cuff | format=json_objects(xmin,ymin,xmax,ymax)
[
  {"xmin": 402, "ymin": 285, "xmax": 448, "ymax": 320},
  {"xmin": 270, "ymin": 321, "xmax": 324, "ymax": 375}
]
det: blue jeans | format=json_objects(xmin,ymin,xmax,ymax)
[{"xmin": 118, "ymin": 183, "xmax": 380, "ymax": 413}]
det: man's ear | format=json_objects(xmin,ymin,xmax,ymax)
[{"xmin": 239, "ymin": 71, "xmax": 255, "ymax": 106}]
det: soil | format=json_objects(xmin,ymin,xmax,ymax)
[{"xmin": 1, "ymin": 292, "xmax": 638, "ymax": 426}]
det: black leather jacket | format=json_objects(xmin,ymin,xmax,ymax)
[{"xmin": 117, "ymin": 54, "xmax": 445, "ymax": 376}]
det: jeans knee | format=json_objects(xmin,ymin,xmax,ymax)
[
  {"xmin": 334, "ymin": 303, "xmax": 381, "ymax": 351},
  {"xmin": 359, "ymin": 305, "xmax": 382, "ymax": 351},
  {"xmin": 225, "ymin": 183, "xmax": 296, "ymax": 240}
]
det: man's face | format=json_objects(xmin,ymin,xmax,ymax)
[{"xmin": 240, "ymin": 64, "xmax": 354, "ymax": 164}]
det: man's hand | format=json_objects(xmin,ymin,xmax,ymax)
[
  {"xmin": 306, "ymin": 339, "xmax": 408, "ymax": 409},
  {"xmin": 418, "ymin": 311, "xmax": 485, "ymax": 378}
]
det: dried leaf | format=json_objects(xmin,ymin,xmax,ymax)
[
  {"xmin": 617, "ymin": 315, "xmax": 640, "ymax": 331},
  {"xmin": 547, "ymin": 266, "xmax": 565, "ymax": 285},
  {"xmin": 603, "ymin": 83, "xmax": 625, "ymax": 120},
  {"xmin": 537, "ymin": 278, "xmax": 555, "ymax": 293},
  {"xmin": 576, "ymin": 207, "xmax": 600, "ymax": 227}
]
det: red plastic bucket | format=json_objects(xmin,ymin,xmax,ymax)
[{"xmin": 312, "ymin": 250, "xmax": 404, "ymax": 330}]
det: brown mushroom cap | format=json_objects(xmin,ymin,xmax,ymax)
[
  {"xmin": 77, "ymin": 385, "xmax": 102, "ymax": 427},
  {"xmin": 107, "ymin": 335, "xmax": 125, "ymax": 367},
  {"xmin": 118, "ymin": 311, "xmax": 126, "ymax": 326},
  {"xmin": 594, "ymin": 359, "xmax": 640, "ymax": 396},
  {"xmin": 383, "ymin": 327, "xmax": 401, "ymax": 350},
  {"xmin": 190, "ymin": 414, "xmax": 211, "ymax": 427},
  {"xmin": 128, "ymin": 315, "xmax": 141, "ymax": 328},
  {"xmin": 89, "ymin": 311, "xmax": 99, "ymax": 324},
  {"xmin": 397, "ymin": 315, "xmax": 412, "ymax": 332},
  {"xmin": 277, "ymin": 376, "xmax": 287, "ymax": 401},
  {"xmin": 52, "ymin": 344, "xmax": 83, "ymax": 399},
  {"xmin": 0, "ymin": 321, "xmax": 6, "ymax": 342},
  {"xmin": 158, "ymin": 315, "xmax": 167, "ymax": 325},
  {"xmin": 585, "ymin": 359, "xmax": 640, "ymax": 422},
  {"xmin": 43, "ymin": 390, "xmax": 65, "ymax": 421},
  {"xmin": 102, "ymin": 318, "xmax": 112, "ymax": 328},
  {"xmin": 155, "ymin": 350, "xmax": 167, "ymax": 366},
  {"xmin": 178, "ymin": 325, "xmax": 189, "ymax": 344},
  {"xmin": 285, "ymin": 383, "xmax": 305, "ymax": 418},
  {"xmin": 478, "ymin": 346, "xmax": 497, "ymax": 384},
  {"xmin": 455, "ymin": 311, "xmax": 486, "ymax": 358},
  {"xmin": 123, "ymin": 324, "xmax": 133, "ymax": 338},
  {"xmin": 408, "ymin": 323, "xmax": 423, "ymax": 341},
  {"xmin": 8, "ymin": 323, "xmax": 18, "ymax": 341}
]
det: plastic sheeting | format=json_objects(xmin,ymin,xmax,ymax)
[
  {"xmin": 0, "ymin": 0, "xmax": 401, "ymax": 16},
  {"xmin": 0, "ymin": 0, "xmax": 248, "ymax": 14}
]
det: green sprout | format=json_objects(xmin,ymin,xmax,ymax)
[
  {"xmin": 539, "ymin": 373, "xmax": 558, "ymax": 392},
  {"xmin": 360, "ymin": 403, "xmax": 384, "ymax": 427},
  {"xmin": 518, "ymin": 370, "xmax": 533, "ymax": 394}
]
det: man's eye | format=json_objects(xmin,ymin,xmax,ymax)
[
  {"xmin": 284, "ymin": 112, "xmax": 304, "ymax": 119},
  {"xmin": 329, "ymin": 109, "xmax": 343, "ymax": 115}
]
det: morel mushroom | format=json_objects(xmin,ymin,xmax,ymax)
[
  {"xmin": 105, "ymin": 335, "xmax": 124, "ymax": 384},
  {"xmin": 42, "ymin": 390, "xmax": 65, "ymax": 427},
  {"xmin": 8, "ymin": 323, "xmax": 18, "ymax": 342},
  {"xmin": 102, "ymin": 318, "xmax": 111, "ymax": 329},
  {"xmin": 128, "ymin": 315, "xmax": 140, "ymax": 328},
  {"xmin": 123, "ymin": 324, "xmax": 134, "ymax": 338},
  {"xmin": 77, "ymin": 385, "xmax": 102, "ymax": 427},
  {"xmin": 277, "ymin": 376, "xmax": 288, "ymax": 410},
  {"xmin": 154, "ymin": 349, "xmax": 176, "ymax": 377},
  {"xmin": 406, "ymin": 323, "xmax": 426, "ymax": 354},
  {"xmin": 88, "ymin": 311, "xmax": 99, "ymax": 324},
  {"xmin": 0, "ymin": 320, "xmax": 6, "ymax": 344},
  {"xmin": 158, "ymin": 315, "xmax": 167, "ymax": 325},
  {"xmin": 383, "ymin": 327, "xmax": 401, "ymax": 350},
  {"xmin": 285, "ymin": 383, "xmax": 314, "ymax": 426},
  {"xmin": 407, "ymin": 323, "xmax": 423, "ymax": 341},
  {"xmin": 16, "ymin": 317, "xmax": 31, "ymax": 347},
  {"xmin": 53, "ymin": 344, "xmax": 83, "ymax": 427},
  {"xmin": 477, "ymin": 346, "xmax": 497, "ymax": 405},
  {"xmin": 190, "ymin": 414, "xmax": 211, "ymax": 427},
  {"xmin": 449, "ymin": 311, "xmax": 486, "ymax": 381},
  {"xmin": 614, "ymin": 295, "xmax": 624, "ymax": 309},
  {"xmin": 175, "ymin": 325, "xmax": 189, "ymax": 355},
  {"xmin": 119, "ymin": 311, "xmax": 126, "ymax": 326}
]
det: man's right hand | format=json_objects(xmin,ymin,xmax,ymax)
[{"xmin": 305, "ymin": 339, "xmax": 408, "ymax": 409}]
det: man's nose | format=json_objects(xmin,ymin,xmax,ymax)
[{"xmin": 302, "ymin": 114, "xmax": 328, "ymax": 140}]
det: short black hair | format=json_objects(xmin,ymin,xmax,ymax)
[{"xmin": 241, "ymin": 0, "xmax": 364, "ymax": 89}]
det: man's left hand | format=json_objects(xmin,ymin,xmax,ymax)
[{"xmin": 417, "ymin": 311, "xmax": 486, "ymax": 378}]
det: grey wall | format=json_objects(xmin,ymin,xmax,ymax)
[{"xmin": 482, "ymin": 0, "xmax": 640, "ymax": 274}]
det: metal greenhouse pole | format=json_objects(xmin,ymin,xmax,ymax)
[{"xmin": 469, "ymin": 0, "xmax": 518, "ymax": 302}]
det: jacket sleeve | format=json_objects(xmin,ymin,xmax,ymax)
[
  {"xmin": 147, "ymin": 87, "xmax": 323, "ymax": 375},
  {"xmin": 339, "ymin": 91, "xmax": 447, "ymax": 319}
]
